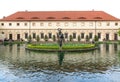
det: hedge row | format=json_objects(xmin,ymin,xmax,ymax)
[{"xmin": 27, "ymin": 43, "xmax": 95, "ymax": 50}]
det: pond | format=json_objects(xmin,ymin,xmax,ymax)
[{"xmin": 0, "ymin": 44, "xmax": 120, "ymax": 82}]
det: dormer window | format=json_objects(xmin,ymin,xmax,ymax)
[
  {"xmin": 16, "ymin": 17, "xmax": 24, "ymax": 19},
  {"xmin": 62, "ymin": 17, "xmax": 71, "ymax": 19},
  {"xmin": 31, "ymin": 17, "xmax": 39, "ymax": 19},
  {"xmin": 78, "ymin": 17, "xmax": 86, "ymax": 19},
  {"xmin": 47, "ymin": 17, "xmax": 55, "ymax": 19},
  {"xmin": 94, "ymin": 17, "xmax": 102, "ymax": 19}
]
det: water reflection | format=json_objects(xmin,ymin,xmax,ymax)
[
  {"xmin": 58, "ymin": 51, "xmax": 65, "ymax": 66},
  {"xmin": 0, "ymin": 44, "xmax": 120, "ymax": 82},
  {"xmin": 0, "ymin": 44, "xmax": 119, "ymax": 72}
]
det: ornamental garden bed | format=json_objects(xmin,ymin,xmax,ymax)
[{"xmin": 26, "ymin": 43, "xmax": 97, "ymax": 52}]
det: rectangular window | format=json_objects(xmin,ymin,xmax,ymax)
[
  {"xmin": 41, "ymin": 33, "xmax": 44, "ymax": 39},
  {"xmin": 73, "ymin": 22, "xmax": 77, "ymax": 26},
  {"xmin": 48, "ymin": 22, "xmax": 52, "ymax": 26},
  {"xmin": 49, "ymin": 33, "xmax": 52, "ymax": 38},
  {"xmin": 56, "ymin": 22, "xmax": 60, "ymax": 27},
  {"xmin": 81, "ymin": 33, "xmax": 84, "ymax": 39},
  {"xmin": 106, "ymin": 22, "xmax": 110, "ymax": 26},
  {"xmin": 98, "ymin": 22, "xmax": 102, "ymax": 26},
  {"xmin": 9, "ymin": 34, "xmax": 12, "ymax": 40},
  {"xmin": 1, "ymin": 23, "xmax": 4, "ymax": 26},
  {"xmin": 89, "ymin": 33, "xmax": 92, "ymax": 39},
  {"xmin": 73, "ymin": 33, "xmax": 76, "ymax": 39},
  {"xmin": 65, "ymin": 22, "xmax": 68, "ymax": 26},
  {"xmin": 17, "ymin": 34, "xmax": 20, "ymax": 40},
  {"xmin": 65, "ymin": 33, "xmax": 68, "ymax": 38},
  {"xmin": 89, "ymin": 22, "xmax": 93, "ymax": 26},
  {"xmin": 81, "ymin": 22, "xmax": 85, "ymax": 26},
  {"xmin": 32, "ymin": 23, "xmax": 36, "ymax": 26},
  {"xmin": 115, "ymin": 22, "xmax": 118, "ymax": 26},
  {"xmin": 17, "ymin": 23, "xmax": 20, "ymax": 26},
  {"xmin": 9, "ymin": 23, "xmax": 12, "ymax": 26},
  {"xmin": 98, "ymin": 33, "xmax": 101, "ymax": 39},
  {"xmin": 33, "ymin": 33, "xmax": 36, "ymax": 39},
  {"xmin": 106, "ymin": 33, "xmax": 109, "ymax": 40},
  {"xmin": 25, "ymin": 33, "xmax": 28, "ymax": 39},
  {"xmin": 40, "ymin": 23, "xmax": 44, "ymax": 26},
  {"xmin": 24, "ymin": 23, "xmax": 27, "ymax": 26}
]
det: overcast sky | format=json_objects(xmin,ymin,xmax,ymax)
[{"xmin": 0, "ymin": 0, "xmax": 120, "ymax": 19}]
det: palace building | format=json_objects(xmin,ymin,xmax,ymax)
[{"xmin": 0, "ymin": 11, "xmax": 120, "ymax": 41}]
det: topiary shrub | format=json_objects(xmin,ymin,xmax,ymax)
[
  {"xmin": 53, "ymin": 35, "xmax": 56, "ymax": 41},
  {"xmin": 36, "ymin": 35, "xmax": 40, "ymax": 42},
  {"xmin": 86, "ymin": 35, "xmax": 89, "ymax": 42},
  {"xmin": 44, "ymin": 35, "xmax": 48, "ymax": 41},
  {"xmin": 69, "ymin": 35, "xmax": 73, "ymax": 41},
  {"xmin": 94, "ymin": 35, "xmax": 99, "ymax": 41},
  {"xmin": 28, "ymin": 35, "xmax": 32, "ymax": 43},
  {"xmin": 78, "ymin": 35, "xmax": 81, "ymax": 42}
]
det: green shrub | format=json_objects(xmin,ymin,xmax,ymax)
[
  {"xmin": 69, "ymin": 35, "xmax": 73, "ymax": 41},
  {"xmin": 36, "ymin": 35, "xmax": 40, "ymax": 42},
  {"xmin": 78, "ymin": 35, "xmax": 81, "ymax": 42},
  {"xmin": 28, "ymin": 35, "xmax": 32, "ymax": 43},
  {"xmin": 44, "ymin": 35, "xmax": 48, "ymax": 41},
  {"xmin": 27, "ymin": 43, "xmax": 95, "ymax": 50},
  {"xmin": 86, "ymin": 35, "xmax": 89, "ymax": 42},
  {"xmin": 94, "ymin": 35, "xmax": 99, "ymax": 41},
  {"xmin": 53, "ymin": 35, "xmax": 56, "ymax": 41}
]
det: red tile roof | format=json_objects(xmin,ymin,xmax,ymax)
[{"xmin": 0, "ymin": 11, "xmax": 119, "ymax": 21}]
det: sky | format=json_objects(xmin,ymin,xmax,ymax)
[{"xmin": 0, "ymin": 0, "xmax": 120, "ymax": 19}]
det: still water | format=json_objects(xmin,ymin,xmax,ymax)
[{"xmin": 0, "ymin": 44, "xmax": 120, "ymax": 82}]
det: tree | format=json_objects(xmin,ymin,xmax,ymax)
[
  {"xmin": 28, "ymin": 35, "xmax": 32, "ymax": 43},
  {"xmin": 53, "ymin": 35, "xmax": 56, "ymax": 41},
  {"xmin": 44, "ymin": 35, "xmax": 48, "ymax": 41},
  {"xmin": 36, "ymin": 35, "xmax": 40, "ymax": 42},
  {"xmin": 69, "ymin": 35, "xmax": 73, "ymax": 41},
  {"xmin": 86, "ymin": 35, "xmax": 89, "ymax": 42},
  {"xmin": 94, "ymin": 35, "xmax": 99, "ymax": 41},
  {"xmin": 78, "ymin": 35, "xmax": 81, "ymax": 42},
  {"xmin": 118, "ymin": 29, "xmax": 120, "ymax": 36}
]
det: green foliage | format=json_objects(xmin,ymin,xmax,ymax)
[
  {"xmin": 27, "ymin": 43, "xmax": 95, "ymax": 50},
  {"xmin": 78, "ymin": 35, "xmax": 81, "ymax": 42},
  {"xmin": 94, "ymin": 35, "xmax": 99, "ymax": 41},
  {"xmin": 28, "ymin": 35, "xmax": 32, "ymax": 43},
  {"xmin": 69, "ymin": 35, "xmax": 73, "ymax": 41},
  {"xmin": 118, "ymin": 29, "xmax": 120, "ymax": 36},
  {"xmin": 53, "ymin": 35, "xmax": 56, "ymax": 41},
  {"xmin": 36, "ymin": 35, "xmax": 40, "ymax": 42},
  {"xmin": 86, "ymin": 35, "xmax": 89, "ymax": 42},
  {"xmin": 44, "ymin": 35, "xmax": 48, "ymax": 41}
]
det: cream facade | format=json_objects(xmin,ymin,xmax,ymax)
[
  {"xmin": 0, "ymin": 11, "xmax": 120, "ymax": 42},
  {"xmin": 0, "ymin": 21, "xmax": 119, "ymax": 41}
]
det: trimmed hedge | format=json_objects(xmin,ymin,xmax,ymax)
[{"xmin": 27, "ymin": 43, "xmax": 95, "ymax": 50}]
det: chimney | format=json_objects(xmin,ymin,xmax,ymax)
[{"xmin": 3, "ymin": 16, "xmax": 5, "ymax": 19}]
